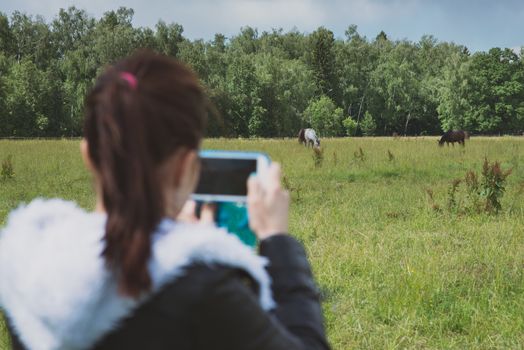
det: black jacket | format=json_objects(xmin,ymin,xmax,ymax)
[{"xmin": 8, "ymin": 235, "xmax": 329, "ymax": 350}]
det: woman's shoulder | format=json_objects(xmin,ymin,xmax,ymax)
[
  {"xmin": 0, "ymin": 197, "xmax": 104, "ymax": 248},
  {"xmin": 1, "ymin": 198, "xmax": 103, "ymax": 235},
  {"xmin": 152, "ymin": 263, "xmax": 259, "ymax": 307},
  {"xmin": 150, "ymin": 221, "xmax": 275, "ymax": 311},
  {"xmin": 0, "ymin": 198, "xmax": 105, "ymax": 262}
]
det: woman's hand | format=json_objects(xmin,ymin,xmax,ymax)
[
  {"xmin": 177, "ymin": 200, "xmax": 216, "ymax": 224},
  {"xmin": 247, "ymin": 163, "xmax": 290, "ymax": 240}
]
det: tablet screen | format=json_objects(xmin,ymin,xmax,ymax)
[{"xmin": 195, "ymin": 158, "xmax": 257, "ymax": 196}]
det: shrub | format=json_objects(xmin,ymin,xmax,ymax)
[
  {"xmin": 304, "ymin": 96, "xmax": 344, "ymax": 136},
  {"xmin": 360, "ymin": 111, "xmax": 377, "ymax": 136},
  {"xmin": 342, "ymin": 117, "xmax": 357, "ymax": 136}
]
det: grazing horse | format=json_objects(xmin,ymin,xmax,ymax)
[
  {"xmin": 298, "ymin": 128, "xmax": 320, "ymax": 148},
  {"xmin": 305, "ymin": 128, "xmax": 320, "ymax": 148},
  {"xmin": 438, "ymin": 130, "xmax": 468, "ymax": 146}
]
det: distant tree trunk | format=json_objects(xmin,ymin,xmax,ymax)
[{"xmin": 404, "ymin": 111, "xmax": 411, "ymax": 136}]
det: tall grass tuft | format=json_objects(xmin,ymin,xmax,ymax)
[
  {"xmin": 480, "ymin": 158, "xmax": 512, "ymax": 213},
  {"xmin": 464, "ymin": 170, "xmax": 482, "ymax": 212},
  {"xmin": 353, "ymin": 147, "xmax": 365, "ymax": 162},
  {"xmin": 430, "ymin": 158, "xmax": 513, "ymax": 215},
  {"xmin": 447, "ymin": 179, "xmax": 462, "ymax": 213},
  {"xmin": 312, "ymin": 147, "xmax": 324, "ymax": 168},
  {"xmin": 1, "ymin": 155, "xmax": 14, "ymax": 180},
  {"xmin": 387, "ymin": 149, "xmax": 395, "ymax": 162},
  {"xmin": 425, "ymin": 188, "xmax": 442, "ymax": 212},
  {"xmin": 282, "ymin": 175, "xmax": 302, "ymax": 202}
]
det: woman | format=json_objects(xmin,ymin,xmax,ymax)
[{"xmin": 0, "ymin": 51, "xmax": 329, "ymax": 350}]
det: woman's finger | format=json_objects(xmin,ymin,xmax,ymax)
[
  {"xmin": 247, "ymin": 174, "xmax": 263, "ymax": 200},
  {"xmin": 200, "ymin": 202, "xmax": 216, "ymax": 224},
  {"xmin": 265, "ymin": 163, "xmax": 282, "ymax": 192},
  {"xmin": 177, "ymin": 200, "xmax": 197, "ymax": 222}
]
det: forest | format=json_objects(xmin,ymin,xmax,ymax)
[{"xmin": 0, "ymin": 7, "xmax": 523, "ymax": 138}]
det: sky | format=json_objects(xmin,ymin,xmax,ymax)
[{"xmin": 1, "ymin": 0, "xmax": 523, "ymax": 52}]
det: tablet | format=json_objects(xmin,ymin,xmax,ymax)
[{"xmin": 192, "ymin": 150, "xmax": 270, "ymax": 203}]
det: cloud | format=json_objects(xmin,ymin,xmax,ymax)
[
  {"xmin": 166, "ymin": 0, "xmax": 423, "ymax": 39},
  {"xmin": 1, "ymin": 0, "xmax": 421, "ymax": 36},
  {"xmin": 332, "ymin": 0, "xmax": 419, "ymax": 22},
  {"xmin": 1, "ymin": 0, "xmax": 523, "ymax": 51},
  {"xmin": 227, "ymin": 0, "xmax": 325, "ymax": 27},
  {"xmin": 159, "ymin": 0, "xmax": 327, "ymax": 38}
]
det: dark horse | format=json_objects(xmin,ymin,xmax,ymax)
[{"xmin": 438, "ymin": 130, "xmax": 469, "ymax": 146}]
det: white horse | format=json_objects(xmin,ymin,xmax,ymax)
[{"xmin": 304, "ymin": 128, "xmax": 320, "ymax": 148}]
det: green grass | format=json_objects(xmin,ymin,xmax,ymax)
[{"xmin": 1, "ymin": 137, "xmax": 524, "ymax": 349}]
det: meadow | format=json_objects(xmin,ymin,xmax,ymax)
[{"xmin": 1, "ymin": 137, "xmax": 523, "ymax": 349}]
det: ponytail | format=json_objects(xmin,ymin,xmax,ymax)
[{"xmin": 84, "ymin": 51, "xmax": 206, "ymax": 298}]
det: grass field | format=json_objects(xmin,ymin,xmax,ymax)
[{"xmin": 1, "ymin": 137, "xmax": 524, "ymax": 349}]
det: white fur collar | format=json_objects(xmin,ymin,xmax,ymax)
[{"xmin": 0, "ymin": 199, "xmax": 274, "ymax": 350}]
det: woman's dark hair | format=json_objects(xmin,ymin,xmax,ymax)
[{"xmin": 84, "ymin": 50, "xmax": 207, "ymax": 298}]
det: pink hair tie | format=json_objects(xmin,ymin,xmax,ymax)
[{"xmin": 120, "ymin": 72, "xmax": 138, "ymax": 90}]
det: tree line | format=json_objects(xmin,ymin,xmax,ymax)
[{"xmin": 0, "ymin": 7, "xmax": 523, "ymax": 138}]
